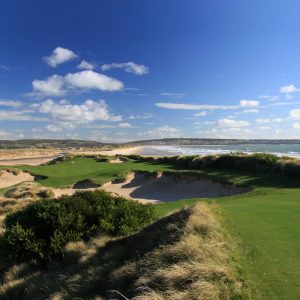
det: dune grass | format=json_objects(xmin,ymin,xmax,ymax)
[{"xmin": 0, "ymin": 203, "xmax": 244, "ymax": 299}]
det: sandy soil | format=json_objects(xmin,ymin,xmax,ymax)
[
  {"xmin": 0, "ymin": 170, "xmax": 34, "ymax": 188},
  {"xmin": 52, "ymin": 172, "xmax": 247, "ymax": 203},
  {"xmin": 101, "ymin": 172, "xmax": 247, "ymax": 203},
  {"xmin": 0, "ymin": 146, "xmax": 144, "ymax": 166},
  {"xmin": 71, "ymin": 146, "xmax": 145, "ymax": 157}
]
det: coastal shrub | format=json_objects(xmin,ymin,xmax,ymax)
[
  {"xmin": 3, "ymin": 190, "xmax": 155, "ymax": 265},
  {"xmin": 46, "ymin": 155, "xmax": 75, "ymax": 165}
]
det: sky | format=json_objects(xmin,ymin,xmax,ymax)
[{"xmin": 1, "ymin": 0, "xmax": 300, "ymax": 142}]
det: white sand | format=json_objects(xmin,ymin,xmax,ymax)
[
  {"xmin": 101, "ymin": 172, "xmax": 247, "ymax": 203},
  {"xmin": 52, "ymin": 172, "xmax": 247, "ymax": 204},
  {"xmin": 71, "ymin": 146, "xmax": 145, "ymax": 157},
  {"xmin": 0, "ymin": 170, "xmax": 34, "ymax": 188}
]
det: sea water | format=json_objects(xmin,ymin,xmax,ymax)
[{"xmin": 136, "ymin": 144, "xmax": 300, "ymax": 158}]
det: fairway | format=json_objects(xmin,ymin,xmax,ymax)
[
  {"xmin": 17, "ymin": 157, "xmax": 175, "ymax": 187},
  {"xmin": 1, "ymin": 157, "xmax": 300, "ymax": 299}
]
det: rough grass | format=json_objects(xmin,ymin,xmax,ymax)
[{"xmin": 0, "ymin": 203, "xmax": 244, "ymax": 299}]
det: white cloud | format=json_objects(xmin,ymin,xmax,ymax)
[
  {"xmin": 217, "ymin": 118, "xmax": 249, "ymax": 128},
  {"xmin": 43, "ymin": 47, "xmax": 77, "ymax": 67},
  {"xmin": 32, "ymin": 75, "xmax": 66, "ymax": 97},
  {"xmin": 156, "ymin": 100, "xmax": 260, "ymax": 111},
  {"xmin": 257, "ymin": 126, "xmax": 271, "ymax": 130},
  {"xmin": 118, "ymin": 122, "xmax": 132, "ymax": 128},
  {"xmin": 256, "ymin": 117, "xmax": 284, "ymax": 124},
  {"xmin": 293, "ymin": 122, "xmax": 300, "ymax": 129},
  {"xmin": 194, "ymin": 111, "xmax": 208, "ymax": 117},
  {"xmin": 0, "ymin": 100, "xmax": 22, "ymax": 107},
  {"xmin": 77, "ymin": 60, "xmax": 95, "ymax": 70},
  {"xmin": 239, "ymin": 99, "xmax": 260, "ymax": 107},
  {"xmin": 155, "ymin": 103, "xmax": 238, "ymax": 110},
  {"xmin": 65, "ymin": 70, "xmax": 124, "ymax": 91},
  {"xmin": 31, "ymin": 71, "xmax": 123, "ymax": 97},
  {"xmin": 290, "ymin": 109, "xmax": 300, "ymax": 119},
  {"xmin": 0, "ymin": 110, "xmax": 47, "ymax": 122},
  {"xmin": 36, "ymin": 99, "xmax": 121, "ymax": 125},
  {"xmin": 101, "ymin": 62, "xmax": 149, "ymax": 75},
  {"xmin": 279, "ymin": 84, "xmax": 300, "ymax": 94},
  {"xmin": 243, "ymin": 109, "xmax": 258, "ymax": 113},
  {"xmin": 259, "ymin": 95, "xmax": 279, "ymax": 101},
  {"xmin": 138, "ymin": 125, "xmax": 181, "ymax": 139},
  {"xmin": 46, "ymin": 124, "xmax": 64, "ymax": 132},
  {"xmin": 128, "ymin": 113, "xmax": 153, "ymax": 120},
  {"xmin": 160, "ymin": 92, "xmax": 187, "ymax": 99}
]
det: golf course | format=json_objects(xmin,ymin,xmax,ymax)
[{"xmin": 0, "ymin": 154, "xmax": 300, "ymax": 299}]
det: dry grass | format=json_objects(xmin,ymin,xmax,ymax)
[{"xmin": 0, "ymin": 203, "xmax": 245, "ymax": 299}]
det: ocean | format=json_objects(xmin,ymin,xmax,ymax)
[{"xmin": 135, "ymin": 144, "xmax": 300, "ymax": 158}]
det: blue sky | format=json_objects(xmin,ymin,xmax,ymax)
[{"xmin": 1, "ymin": 0, "xmax": 300, "ymax": 142}]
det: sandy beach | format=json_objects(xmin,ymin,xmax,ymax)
[{"xmin": 0, "ymin": 146, "xmax": 145, "ymax": 166}]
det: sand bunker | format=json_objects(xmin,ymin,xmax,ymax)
[
  {"xmin": 101, "ymin": 172, "xmax": 248, "ymax": 203},
  {"xmin": 0, "ymin": 169, "xmax": 34, "ymax": 188},
  {"xmin": 51, "ymin": 171, "xmax": 248, "ymax": 203}
]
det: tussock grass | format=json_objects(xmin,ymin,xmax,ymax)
[{"xmin": 0, "ymin": 203, "xmax": 244, "ymax": 299}]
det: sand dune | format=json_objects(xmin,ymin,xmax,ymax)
[{"xmin": 0, "ymin": 170, "xmax": 34, "ymax": 188}]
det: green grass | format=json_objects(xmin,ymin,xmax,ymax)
[
  {"xmin": 1, "ymin": 157, "xmax": 300, "ymax": 299},
  {"xmin": 9, "ymin": 157, "xmax": 174, "ymax": 187}
]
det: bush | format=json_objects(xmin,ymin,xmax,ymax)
[{"xmin": 3, "ymin": 190, "xmax": 155, "ymax": 265}]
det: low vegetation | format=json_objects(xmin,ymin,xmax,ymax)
[
  {"xmin": 2, "ymin": 190, "xmax": 154, "ymax": 265},
  {"xmin": 0, "ymin": 203, "xmax": 244, "ymax": 299}
]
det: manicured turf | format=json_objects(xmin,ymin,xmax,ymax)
[
  {"xmin": 14, "ymin": 157, "xmax": 175, "ymax": 187},
  {"xmin": 1, "ymin": 157, "xmax": 300, "ymax": 299},
  {"xmin": 155, "ymin": 189, "xmax": 300, "ymax": 300}
]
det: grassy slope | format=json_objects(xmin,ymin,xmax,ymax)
[{"xmin": 1, "ymin": 158, "xmax": 300, "ymax": 299}]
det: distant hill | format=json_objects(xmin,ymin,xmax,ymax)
[
  {"xmin": 1, "ymin": 138, "xmax": 300, "ymax": 149},
  {"xmin": 125, "ymin": 138, "xmax": 300, "ymax": 146},
  {"xmin": 0, "ymin": 139, "xmax": 105, "ymax": 149}
]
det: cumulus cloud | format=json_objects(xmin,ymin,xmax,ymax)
[
  {"xmin": 279, "ymin": 84, "xmax": 300, "ymax": 94},
  {"xmin": 31, "ymin": 71, "xmax": 124, "ymax": 97},
  {"xmin": 138, "ymin": 125, "xmax": 181, "ymax": 139},
  {"xmin": 43, "ymin": 47, "xmax": 77, "ymax": 67},
  {"xmin": 32, "ymin": 75, "xmax": 66, "ymax": 97},
  {"xmin": 65, "ymin": 70, "xmax": 124, "ymax": 91},
  {"xmin": 101, "ymin": 62, "xmax": 149, "ymax": 75},
  {"xmin": 239, "ymin": 100, "xmax": 260, "ymax": 107},
  {"xmin": 77, "ymin": 60, "xmax": 95, "ymax": 70},
  {"xmin": 290, "ymin": 108, "xmax": 300, "ymax": 119},
  {"xmin": 36, "ymin": 99, "xmax": 121, "ymax": 126},
  {"xmin": 0, "ymin": 100, "xmax": 22, "ymax": 107},
  {"xmin": 217, "ymin": 118, "xmax": 249, "ymax": 128}
]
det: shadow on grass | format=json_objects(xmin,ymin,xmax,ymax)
[
  {"xmin": 1, "ymin": 208, "xmax": 191, "ymax": 300},
  {"xmin": 131, "ymin": 160, "xmax": 300, "ymax": 189}
]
